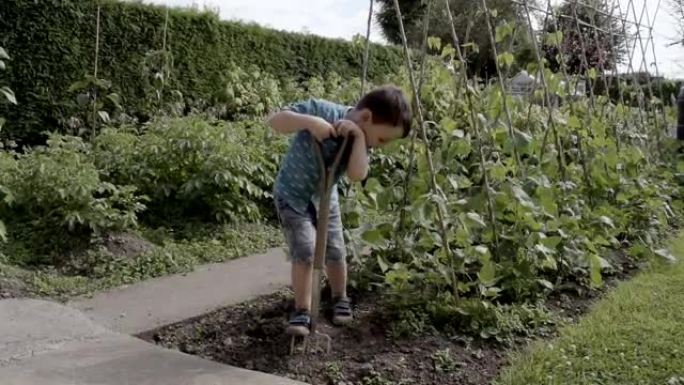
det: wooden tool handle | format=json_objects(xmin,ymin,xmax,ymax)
[{"xmin": 310, "ymin": 136, "xmax": 350, "ymax": 334}]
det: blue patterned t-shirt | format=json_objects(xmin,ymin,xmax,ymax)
[{"xmin": 274, "ymin": 98, "xmax": 353, "ymax": 215}]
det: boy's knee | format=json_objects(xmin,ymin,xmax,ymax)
[
  {"xmin": 325, "ymin": 248, "xmax": 346, "ymax": 264},
  {"xmin": 325, "ymin": 226, "xmax": 346, "ymax": 263},
  {"xmin": 290, "ymin": 256, "xmax": 314, "ymax": 265}
]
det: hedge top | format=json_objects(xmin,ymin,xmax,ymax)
[{"xmin": 0, "ymin": 0, "xmax": 404, "ymax": 144}]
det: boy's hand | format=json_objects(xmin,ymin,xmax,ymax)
[
  {"xmin": 334, "ymin": 119, "xmax": 363, "ymax": 138},
  {"xmin": 307, "ymin": 116, "xmax": 337, "ymax": 142}
]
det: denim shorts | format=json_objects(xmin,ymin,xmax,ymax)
[{"xmin": 275, "ymin": 195, "xmax": 346, "ymax": 264}]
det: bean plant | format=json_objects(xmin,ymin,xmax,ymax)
[{"xmin": 341, "ymin": 37, "xmax": 683, "ymax": 339}]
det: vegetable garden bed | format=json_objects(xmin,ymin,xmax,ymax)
[{"xmin": 139, "ymin": 272, "xmax": 626, "ymax": 385}]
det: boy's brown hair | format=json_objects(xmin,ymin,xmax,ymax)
[{"xmin": 356, "ymin": 85, "xmax": 412, "ymax": 138}]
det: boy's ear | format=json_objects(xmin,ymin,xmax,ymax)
[{"xmin": 360, "ymin": 108, "xmax": 372, "ymax": 124}]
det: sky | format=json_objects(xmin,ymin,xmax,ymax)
[{"xmin": 144, "ymin": 0, "xmax": 684, "ymax": 79}]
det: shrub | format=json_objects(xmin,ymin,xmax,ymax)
[
  {"xmin": 0, "ymin": 45, "xmax": 17, "ymax": 243},
  {"xmin": 93, "ymin": 116, "xmax": 287, "ymax": 223},
  {"xmin": 209, "ymin": 63, "xmax": 284, "ymax": 119},
  {"xmin": 0, "ymin": 135, "xmax": 145, "ymax": 263}
]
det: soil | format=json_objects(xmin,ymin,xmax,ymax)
[
  {"xmin": 138, "ymin": 283, "xmax": 603, "ymax": 385},
  {"xmin": 138, "ymin": 251, "xmax": 644, "ymax": 385},
  {"xmin": 102, "ymin": 231, "xmax": 156, "ymax": 259},
  {"xmin": 60, "ymin": 230, "xmax": 157, "ymax": 276},
  {"xmin": 0, "ymin": 276, "xmax": 28, "ymax": 299}
]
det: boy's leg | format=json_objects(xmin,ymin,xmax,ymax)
[
  {"xmin": 275, "ymin": 197, "xmax": 316, "ymax": 336},
  {"xmin": 292, "ymin": 261, "xmax": 313, "ymax": 311},
  {"xmin": 325, "ymin": 199, "xmax": 353, "ymax": 325},
  {"xmin": 326, "ymin": 260, "xmax": 347, "ymax": 299},
  {"xmin": 324, "ymin": 197, "xmax": 347, "ymax": 297}
]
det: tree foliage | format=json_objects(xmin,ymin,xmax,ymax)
[
  {"xmin": 375, "ymin": 0, "xmax": 537, "ymax": 78},
  {"xmin": 542, "ymin": 0, "xmax": 627, "ymax": 75}
]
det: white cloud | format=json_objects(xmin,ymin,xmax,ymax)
[
  {"xmin": 148, "ymin": 0, "xmax": 384, "ymax": 41},
  {"xmin": 148, "ymin": 0, "xmax": 684, "ymax": 78}
]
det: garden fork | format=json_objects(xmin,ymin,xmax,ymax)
[{"xmin": 289, "ymin": 135, "xmax": 350, "ymax": 355}]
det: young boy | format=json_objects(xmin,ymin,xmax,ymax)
[{"xmin": 267, "ymin": 85, "xmax": 412, "ymax": 336}]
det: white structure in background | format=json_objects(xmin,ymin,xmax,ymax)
[
  {"xmin": 510, "ymin": 70, "xmax": 536, "ymax": 96},
  {"xmin": 564, "ymin": 77, "xmax": 587, "ymax": 98},
  {"xmin": 508, "ymin": 70, "xmax": 586, "ymax": 103}
]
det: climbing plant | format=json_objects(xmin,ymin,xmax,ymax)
[{"xmin": 342, "ymin": 0, "xmax": 682, "ymax": 339}]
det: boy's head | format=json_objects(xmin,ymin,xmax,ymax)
[{"xmin": 349, "ymin": 85, "xmax": 412, "ymax": 148}]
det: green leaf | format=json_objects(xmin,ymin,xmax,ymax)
[
  {"xmin": 0, "ymin": 60, "xmax": 5, "ymax": 71},
  {"xmin": 76, "ymin": 93, "xmax": 91, "ymax": 106},
  {"xmin": 540, "ymin": 235, "xmax": 561, "ymax": 249},
  {"xmin": 545, "ymin": 31, "xmax": 563, "ymax": 46},
  {"xmin": 0, "ymin": 47, "xmax": 9, "ymax": 60},
  {"xmin": 447, "ymin": 176, "xmax": 459, "ymax": 191},
  {"xmin": 377, "ymin": 255, "xmax": 389, "ymax": 273},
  {"xmin": 0, "ymin": 86, "xmax": 16, "ymax": 104},
  {"xmin": 482, "ymin": 286, "xmax": 501, "ymax": 298},
  {"xmin": 511, "ymin": 185, "xmax": 535, "ymax": 208},
  {"xmin": 568, "ymin": 115, "xmax": 581, "ymax": 129},
  {"xmin": 452, "ymin": 140, "xmax": 472, "ymax": 157},
  {"xmin": 490, "ymin": 164, "xmax": 507, "ymax": 182},
  {"xmin": 479, "ymin": 258, "xmax": 496, "ymax": 285},
  {"xmin": 587, "ymin": 68, "xmax": 598, "ymax": 80},
  {"xmin": 495, "ymin": 22, "xmax": 514, "ymax": 43},
  {"xmin": 363, "ymin": 177, "xmax": 382, "ymax": 193},
  {"xmin": 362, "ymin": 228, "xmax": 387, "ymax": 247},
  {"xmin": 535, "ymin": 243, "xmax": 555, "ymax": 256},
  {"xmin": 588, "ymin": 253, "xmax": 603, "ymax": 287},
  {"xmin": 97, "ymin": 111, "xmax": 110, "ymax": 123},
  {"xmin": 68, "ymin": 79, "xmax": 92, "ymax": 93},
  {"xmin": 475, "ymin": 245, "xmax": 489, "ymax": 255},
  {"xmin": 0, "ymin": 220, "xmax": 6, "ymax": 242},
  {"xmin": 598, "ymin": 256, "xmax": 612, "ymax": 270},
  {"xmin": 513, "ymin": 129, "xmax": 533, "ymax": 148},
  {"xmin": 461, "ymin": 42, "xmax": 479, "ymax": 54},
  {"xmin": 466, "ymin": 212, "xmax": 487, "ymax": 227},
  {"xmin": 106, "ymin": 93, "xmax": 122, "ymax": 107},
  {"xmin": 654, "ymin": 249, "xmax": 677, "ymax": 263},
  {"xmin": 538, "ymin": 279, "xmax": 554, "ymax": 290},
  {"xmin": 490, "ymin": 9, "xmax": 498, "ymax": 18},
  {"xmin": 497, "ymin": 52, "xmax": 515, "ymax": 68},
  {"xmin": 441, "ymin": 45, "xmax": 457, "ymax": 59},
  {"xmin": 427, "ymin": 36, "xmax": 442, "ymax": 51},
  {"xmin": 598, "ymin": 216, "xmax": 615, "ymax": 229},
  {"xmin": 94, "ymin": 77, "xmax": 112, "ymax": 90}
]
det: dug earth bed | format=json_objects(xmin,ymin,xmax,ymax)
[{"xmin": 136, "ymin": 277, "xmax": 619, "ymax": 385}]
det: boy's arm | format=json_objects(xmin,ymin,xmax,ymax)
[
  {"xmin": 346, "ymin": 132, "xmax": 369, "ymax": 182},
  {"xmin": 266, "ymin": 110, "xmax": 336, "ymax": 142},
  {"xmin": 335, "ymin": 120, "xmax": 368, "ymax": 182}
]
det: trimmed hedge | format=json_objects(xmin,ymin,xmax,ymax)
[
  {"xmin": 593, "ymin": 73, "xmax": 684, "ymax": 107},
  {"xmin": 0, "ymin": 0, "xmax": 404, "ymax": 144}
]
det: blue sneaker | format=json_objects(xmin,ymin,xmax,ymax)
[
  {"xmin": 286, "ymin": 310, "xmax": 311, "ymax": 336},
  {"xmin": 331, "ymin": 297, "xmax": 353, "ymax": 326}
]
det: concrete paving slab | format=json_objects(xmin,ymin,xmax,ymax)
[
  {"xmin": 0, "ymin": 299, "xmax": 306, "ymax": 385},
  {"xmin": 1, "ymin": 298, "xmax": 110, "ymax": 366},
  {"xmin": 70, "ymin": 248, "xmax": 290, "ymax": 334}
]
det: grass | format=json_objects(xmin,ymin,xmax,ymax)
[
  {"xmin": 496, "ymin": 234, "xmax": 684, "ymax": 385},
  {"xmin": 0, "ymin": 222, "xmax": 283, "ymax": 300}
]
